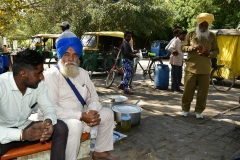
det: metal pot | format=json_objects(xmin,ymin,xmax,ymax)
[
  {"xmin": 112, "ymin": 104, "xmax": 142, "ymax": 127},
  {"xmin": 99, "ymin": 95, "xmax": 128, "ymax": 109}
]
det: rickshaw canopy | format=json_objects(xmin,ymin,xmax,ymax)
[
  {"xmin": 81, "ymin": 31, "xmax": 125, "ymax": 51},
  {"xmin": 32, "ymin": 34, "xmax": 61, "ymax": 39},
  {"xmin": 211, "ymin": 29, "xmax": 240, "ymax": 79},
  {"xmin": 83, "ymin": 31, "xmax": 124, "ymax": 38}
]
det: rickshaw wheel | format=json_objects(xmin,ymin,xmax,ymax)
[{"xmin": 82, "ymin": 59, "xmax": 93, "ymax": 78}]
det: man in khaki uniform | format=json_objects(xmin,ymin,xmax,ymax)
[{"xmin": 181, "ymin": 13, "xmax": 219, "ymax": 118}]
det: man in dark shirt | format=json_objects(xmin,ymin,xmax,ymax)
[{"xmin": 118, "ymin": 30, "xmax": 137, "ymax": 94}]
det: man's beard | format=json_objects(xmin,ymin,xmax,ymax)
[
  {"xmin": 196, "ymin": 27, "xmax": 210, "ymax": 39},
  {"xmin": 58, "ymin": 59, "xmax": 79, "ymax": 78}
]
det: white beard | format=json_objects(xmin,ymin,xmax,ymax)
[
  {"xmin": 196, "ymin": 27, "xmax": 210, "ymax": 40},
  {"xmin": 58, "ymin": 59, "xmax": 79, "ymax": 78}
]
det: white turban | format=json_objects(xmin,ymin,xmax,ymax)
[{"xmin": 196, "ymin": 13, "xmax": 214, "ymax": 25}]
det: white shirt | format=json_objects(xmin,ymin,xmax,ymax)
[
  {"xmin": 57, "ymin": 29, "xmax": 77, "ymax": 42},
  {"xmin": 38, "ymin": 67, "xmax": 102, "ymax": 121},
  {"xmin": 0, "ymin": 72, "xmax": 57, "ymax": 144},
  {"xmin": 165, "ymin": 37, "xmax": 177, "ymax": 50},
  {"xmin": 168, "ymin": 37, "xmax": 184, "ymax": 66}
]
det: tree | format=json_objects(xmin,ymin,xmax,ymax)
[
  {"xmin": 212, "ymin": 0, "xmax": 240, "ymax": 29},
  {"xmin": 167, "ymin": 0, "xmax": 240, "ymax": 30},
  {"xmin": 3, "ymin": 0, "xmax": 174, "ymax": 48},
  {"xmin": 167, "ymin": 0, "xmax": 218, "ymax": 31},
  {"xmin": 73, "ymin": 0, "xmax": 173, "ymax": 47},
  {"xmin": 0, "ymin": 0, "xmax": 43, "ymax": 36}
]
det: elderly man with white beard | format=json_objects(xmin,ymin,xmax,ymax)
[
  {"xmin": 181, "ymin": 13, "xmax": 219, "ymax": 119},
  {"xmin": 38, "ymin": 37, "xmax": 119, "ymax": 160}
]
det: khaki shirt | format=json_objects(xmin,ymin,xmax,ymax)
[{"xmin": 182, "ymin": 31, "xmax": 219, "ymax": 74}]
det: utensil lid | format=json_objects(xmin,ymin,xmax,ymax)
[
  {"xmin": 100, "ymin": 95, "xmax": 128, "ymax": 103},
  {"xmin": 112, "ymin": 104, "xmax": 142, "ymax": 114}
]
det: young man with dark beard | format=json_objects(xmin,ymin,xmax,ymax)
[
  {"xmin": 181, "ymin": 13, "xmax": 219, "ymax": 119},
  {"xmin": 38, "ymin": 37, "xmax": 118, "ymax": 160},
  {"xmin": 0, "ymin": 49, "xmax": 68, "ymax": 160}
]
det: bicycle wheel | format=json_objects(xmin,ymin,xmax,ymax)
[
  {"xmin": 82, "ymin": 59, "xmax": 93, "ymax": 78},
  {"xmin": 48, "ymin": 57, "xmax": 58, "ymax": 68},
  {"xmin": 105, "ymin": 70, "xmax": 116, "ymax": 88},
  {"xmin": 210, "ymin": 65, "xmax": 235, "ymax": 92},
  {"xmin": 104, "ymin": 57, "xmax": 115, "ymax": 73},
  {"xmin": 148, "ymin": 58, "xmax": 163, "ymax": 81}
]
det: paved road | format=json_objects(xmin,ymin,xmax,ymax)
[
  {"xmin": 88, "ymin": 59, "xmax": 240, "ymax": 160},
  {"xmin": 44, "ymin": 59, "xmax": 240, "ymax": 160}
]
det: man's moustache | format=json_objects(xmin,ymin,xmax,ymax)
[{"xmin": 65, "ymin": 62, "xmax": 77, "ymax": 65}]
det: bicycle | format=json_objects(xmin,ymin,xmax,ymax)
[
  {"xmin": 210, "ymin": 64, "xmax": 235, "ymax": 92},
  {"xmin": 82, "ymin": 51, "xmax": 115, "ymax": 78},
  {"xmin": 134, "ymin": 50, "xmax": 170, "ymax": 82},
  {"xmin": 105, "ymin": 46, "xmax": 165, "ymax": 88},
  {"xmin": 105, "ymin": 46, "xmax": 128, "ymax": 88}
]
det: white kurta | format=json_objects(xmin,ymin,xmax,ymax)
[
  {"xmin": 38, "ymin": 67, "xmax": 114, "ymax": 160},
  {"xmin": 168, "ymin": 37, "xmax": 184, "ymax": 66},
  {"xmin": 56, "ymin": 29, "xmax": 77, "ymax": 43}
]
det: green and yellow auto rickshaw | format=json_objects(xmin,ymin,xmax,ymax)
[
  {"xmin": 81, "ymin": 31, "xmax": 126, "ymax": 77},
  {"xmin": 31, "ymin": 34, "xmax": 60, "ymax": 67}
]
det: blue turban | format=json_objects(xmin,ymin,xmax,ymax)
[{"xmin": 56, "ymin": 37, "xmax": 83, "ymax": 59}]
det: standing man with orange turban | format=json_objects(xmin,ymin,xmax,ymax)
[{"xmin": 181, "ymin": 13, "xmax": 219, "ymax": 118}]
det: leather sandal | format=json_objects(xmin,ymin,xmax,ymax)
[
  {"xmin": 123, "ymin": 90, "xmax": 133, "ymax": 95},
  {"xmin": 117, "ymin": 84, "xmax": 124, "ymax": 90},
  {"xmin": 92, "ymin": 152, "xmax": 119, "ymax": 160}
]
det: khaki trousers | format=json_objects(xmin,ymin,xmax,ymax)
[{"xmin": 182, "ymin": 71, "xmax": 210, "ymax": 113}]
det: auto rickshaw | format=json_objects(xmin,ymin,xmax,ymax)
[
  {"xmin": 151, "ymin": 40, "xmax": 170, "ymax": 58},
  {"xmin": 81, "ymin": 31, "xmax": 127, "ymax": 77},
  {"xmin": 31, "ymin": 34, "xmax": 60, "ymax": 67}
]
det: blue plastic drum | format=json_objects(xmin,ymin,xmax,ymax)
[
  {"xmin": 0, "ymin": 56, "xmax": 3, "ymax": 74},
  {"xmin": 1, "ymin": 54, "xmax": 9, "ymax": 67},
  {"xmin": 154, "ymin": 64, "xmax": 169, "ymax": 90}
]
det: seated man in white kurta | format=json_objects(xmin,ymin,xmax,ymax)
[{"xmin": 38, "ymin": 37, "xmax": 119, "ymax": 160}]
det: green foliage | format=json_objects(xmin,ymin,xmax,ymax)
[
  {"xmin": 73, "ymin": 0, "xmax": 173, "ymax": 47},
  {"xmin": 0, "ymin": 0, "xmax": 37, "ymax": 35},
  {"xmin": 168, "ymin": 0, "xmax": 217, "ymax": 30},
  {"xmin": 212, "ymin": 0, "xmax": 240, "ymax": 29},
  {"xmin": 168, "ymin": 0, "xmax": 240, "ymax": 30},
  {"xmin": 4, "ymin": 0, "xmax": 239, "ymax": 49}
]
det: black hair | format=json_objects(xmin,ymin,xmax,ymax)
[
  {"xmin": 173, "ymin": 28, "xmax": 182, "ymax": 35},
  {"xmin": 124, "ymin": 30, "xmax": 132, "ymax": 37},
  {"xmin": 12, "ymin": 49, "xmax": 44, "ymax": 76},
  {"xmin": 179, "ymin": 30, "xmax": 188, "ymax": 35},
  {"xmin": 3, "ymin": 45, "xmax": 6, "ymax": 47},
  {"xmin": 61, "ymin": 25, "xmax": 70, "ymax": 30}
]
